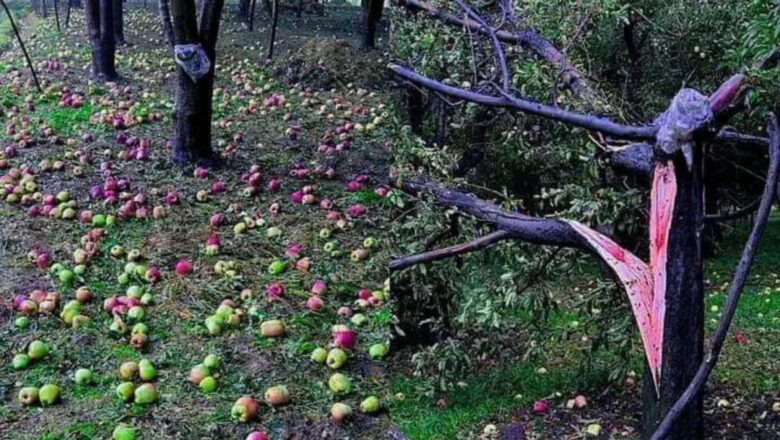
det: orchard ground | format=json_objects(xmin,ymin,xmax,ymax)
[{"xmin": 0, "ymin": 2, "xmax": 778, "ymax": 440}]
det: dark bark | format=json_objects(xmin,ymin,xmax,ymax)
[
  {"xmin": 396, "ymin": 0, "xmax": 592, "ymax": 99},
  {"xmin": 649, "ymin": 116, "xmax": 780, "ymax": 440},
  {"xmin": 159, "ymin": 0, "xmax": 174, "ymax": 47},
  {"xmin": 53, "ymin": 0, "xmax": 61, "ymax": 32},
  {"xmin": 390, "ymin": 230, "xmax": 510, "ymax": 271},
  {"xmin": 247, "ymin": 0, "xmax": 256, "ymax": 30},
  {"xmin": 84, "ymin": 0, "xmax": 117, "ymax": 81},
  {"xmin": 361, "ymin": 0, "xmax": 383, "ymax": 49},
  {"xmin": 266, "ymin": 0, "xmax": 279, "ymax": 59},
  {"xmin": 168, "ymin": 0, "xmax": 224, "ymax": 166},
  {"xmin": 641, "ymin": 152, "xmax": 705, "ymax": 440},
  {"xmin": 237, "ymin": 0, "xmax": 249, "ymax": 19},
  {"xmin": 113, "ymin": 0, "xmax": 125, "ymax": 45},
  {"xmin": 406, "ymin": 85, "xmax": 424, "ymax": 135},
  {"xmin": 454, "ymin": 107, "xmax": 492, "ymax": 176},
  {"xmin": 0, "ymin": 0, "xmax": 42, "ymax": 92},
  {"xmin": 65, "ymin": 0, "xmax": 71, "ymax": 27}
]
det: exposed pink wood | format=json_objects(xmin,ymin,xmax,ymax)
[
  {"xmin": 649, "ymin": 161, "xmax": 676, "ymax": 391},
  {"xmin": 565, "ymin": 220, "xmax": 658, "ymax": 388}
]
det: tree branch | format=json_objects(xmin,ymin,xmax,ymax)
[
  {"xmin": 390, "ymin": 230, "xmax": 511, "ymax": 271},
  {"xmin": 452, "ymin": 0, "xmax": 509, "ymax": 92},
  {"xmin": 400, "ymin": 179, "xmax": 592, "ymax": 249},
  {"xmin": 649, "ymin": 114, "xmax": 780, "ymax": 440},
  {"xmin": 389, "ymin": 63, "xmax": 656, "ymax": 140},
  {"xmin": 703, "ymin": 197, "xmax": 761, "ymax": 223},
  {"xmin": 395, "ymin": 0, "xmax": 592, "ymax": 99}
]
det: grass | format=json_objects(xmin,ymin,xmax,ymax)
[{"xmin": 389, "ymin": 213, "xmax": 780, "ymax": 439}]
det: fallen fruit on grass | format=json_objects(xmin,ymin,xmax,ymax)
[
  {"xmin": 326, "ymin": 348, "xmax": 347, "ymax": 369},
  {"xmin": 264, "ymin": 385, "xmax": 291, "ymax": 406},
  {"xmin": 175, "ymin": 259, "xmax": 193, "ymax": 275},
  {"xmin": 532, "ymin": 400, "xmax": 549, "ymax": 414},
  {"xmin": 116, "ymin": 382, "xmax": 135, "ymax": 401},
  {"xmin": 189, "ymin": 364, "xmax": 210, "ymax": 385},
  {"xmin": 119, "ymin": 361, "xmax": 139, "ymax": 380},
  {"xmin": 566, "ymin": 394, "xmax": 587, "ymax": 410},
  {"xmin": 231, "ymin": 395, "xmax": 258, "ymax": 422},
  {"xmin": 267, "ymin": 259, "xmax": 285, "ymax": 275},
  {"xmin": 328, "ymin": 373, "xmax": 351, "ymax": 394},
  {"xmin": 28, "ymin": 340, "xmax": 49, "ymax": 360},
  {"xmin": 306, "ymin": 295, "xmax": 323, "ymax": 311},
  {"xmin": 74, "ymin": 368, "xmax": 94, "ymax": 385},
  {"xmin": 203, "ymin": 354, "xmax": 220, "ymax": 369},
  {"xmin": 138, "ymin": 359, "xmax": 156, "ymax": 381},
  {"xmin": 350, "ymin": 313, "xmax": 367, "ymax": 326},
  {"xmin": 12, "ymin": 354, "xmax": 30, "ymax": 370},
  {"xmin": 112, "ymin": 424, "xmax": 136, "ymax": 440},
  {"xmin": 311, "ymin": 347, "xmax": 328, "ymax": 364},
  {"xmin": 586, "ymin": 423, "xmax": 602, "ymax": 436},
  {"xmin": 18, "ymin": 387, "xmax": 39, "ymax": 405},
  {"xmin": 360, "ymin": 395, "xmax": 380, "ymax": 413},
  {"xmin": 330, "ymin": 402, "xmax": 352, "ymax": 423},
  {"xmin": 331, "ymin": 325, "xmax": 356, "ymax": 349},
  {"xmin": 134, "ymin": 383, "xmax": 158, "ymax": 404},
  {"xmin": 368, "ymin": 343, "xmax": 388, "ymax": 360},
  {"xmin": 39, "ymin": 384, "xmax": 60, "ymax": 406},
  {"xmin": 260, "ymin": 320, "xmax": 284, "ymax": 337},
  {"xmin": 245, "ymin": 431, "xmax": 269, "ymax": 440},
  {"xmin": 200, "ymin": 376, "xmax": 217, "ymax": 393}
]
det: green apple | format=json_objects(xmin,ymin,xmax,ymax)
[
  {"xmin": 199, "ymin": 376, "xmax": 217, "ymax": 393},
  {"xmin": 267, "ymin": 259, "xmax": 285, "ymax": 275},
  {"xmin": 310, "ymin": 347, "xmax": 328, "ymax": 364},
  {"xmin": 138, "ymin": 359, "xmax": 156, "ymax": 381},
  {"xmin": 328, "ymin": 373, "xmax": 352, "ymax": 394},
  {"xmin": 360, "ymin": 395, "xmax": 380, "ymax": 413},
  {"xmin": 12, "ymin": 354, "xmax": 30, "ymax": 370},
  {"xmin": 58, "ymin": 269, "xmax": 75, "ymax": 284},
  {"xmin": 134, "ymin": 383, "xmax": 158, "ymax": 404},
  {"xmin": 28, "ymin": 340, "xmax": 49, "ymax": 360},
  {"xmin": 18, "ymin": 386, "xmax": 39, "ymax": 405},
  {"xmin": 326, "ymin": 348, "xmax": 347, "ymax": 369},
  {"xmin": 74, "ymin": 368, "xmax": 94, "ymax": 385},
  {"xmin": 116, "ymin": 382, "xmax": 135, "ymax": 401},
  {"xmin": 112, "ymin": 424, "xmax": 136, "ymax": 440},
  {"xmin": 203, "ymin": 354, "xmax": 220, "ymax": 369},
  {"xmin": 15, "ymin": 316, "xmax": 30, "ymax": 329},
  {"xmin": 368, "ymin": 343, "xmax": 388, "ymax": 360},
  {"xmin": 39, "ymin": 384, "xmax": 60, "ymax": 406},
  {"xmin": 330, "ymin": 402, "xmax": 352, "ymax": 423}
]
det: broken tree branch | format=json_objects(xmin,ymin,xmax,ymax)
[
  {"xmin": 389, "ymin": 63, "xmax": 656, "ymax": 140},
  {"xmin": 395, "ymin": 0, "xmax": 592, "ymax": 98},
  {"xmin": 399, "ymin": 179, "xmax": 592, "ymax": 249},
  {"xmin": 704, "ymin": 197, "xmax": 761, "ymax": 223},
  {"xmin": 452, "ymin": 0, "xmax": 509, "ymax": 91},
  {"xmin": 390, "ymin": 230, "xmax": 511, "ymax": 271},
  {"xmin": 649, "ymin": 114, "xmax": 780, "ymax": 440}
]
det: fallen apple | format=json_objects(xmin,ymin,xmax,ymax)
[
  {"xmin": 28, "ymin": 340, "xmax": 49, "ymax": 360},
  {"xmin": 360, "ymin": 395, "xmax": 380, "ymax": 414},
  {"xmin": 328, "ymin": 373, "xmax": 351, "ymax": 394},
  {"xmin": 18, "ymin": 386, "xmax": 39, "ymax": 406},
  {"xmin": 138, "ymin": 359, "xmax": 156, "ymax": 381},
  {"xmin": 74, "ymin": 368, "xmax": 94, "ymax": 385},
  {"xmin": 116, "ymin": 382, "xmax": 135, "ymax": 401},
  {"xmin": 264, "ymin": 385, "xmax": 291, "ymax": 406},
  {"xmin": 119, "ymin": 361, "xmax": 139, "ymax": 380},
  {"xmin": 200, "ymin": 376, "xmax": 217, "ymax": 393},
  {"xmin": 112, "ymin": 424, "xmax": 136, "ymax": 440},
  {"xmin": 12, "ymin": 354, "xmax": 30, "ymax": 370},
  {"xmin": 260, "ymin": 320, "xmax": 284, "ymax": 337},
  {"xmin": 134, "ymin": 383, "xmax": 158, "ymax": 404},
  {"xmin": 330, "ymin": 402, "xmax": 352, "ymax": 423},
  {"xmin": 231, "ymin": 395, "xmax": 258, "ymax": 422},
  {"xmin": 39, "ymin": 384, "xmax": 60, "ymax": 406}
]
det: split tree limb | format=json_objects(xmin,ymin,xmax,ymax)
[
  {"xmin": 390, "ymin": 230, "xmax": 511, "ymax": 271},
  {"xmin": 648, "ymin": 115, "xmax": 780, "ymax": 440},
  {"xmin": 0, "ymin": 0, "xmax": 43, "ymax": 92},
  {"xmin": 400, "ymin": 180, "xmax": 592, "ymax": 249}
]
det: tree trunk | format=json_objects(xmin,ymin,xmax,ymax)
[
  {"xmin": 361, "ymin": 0, "xmax": 383, "ymax": 48},
  {"xmin": 172, "ymin": 73, "xmax": 215, "ymax": 165},
  {"xmin": 84, "ymin": 0, "xmax": 117, "ymax": 81},
  {"xmin": 237, "ymin": 0, "xmax": 248, "ymax": 20},
  {"xmin": 641, "ymin": 151, "xmax": 705, "ymax": 440},
  {"xmin": 53, "ymin": 0, "xmax": 61, "ymax": 31},
  {"xmin": 113, "ymin": 0, "xmax": 125, "ymax": 45},
  {"xmin": 168, "ymin": 0, "xmax": 224, "ymax": 166},
  {"xmin": 247, "ymin": 0, "xmax": 256, "ymax": 30},
  {"xmin": 266, "ymin": 0, "xmax": 278, "ymax": 59}
]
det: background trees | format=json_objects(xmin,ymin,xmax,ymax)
[{"xmin": 84, "ymin": 0, "xmax": 117, "ymax": 80}]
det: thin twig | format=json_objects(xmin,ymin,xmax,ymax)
[
  {"xmin": 390, "ymin": 230, "xmax": 511, "ymax": 271},
  {"xmin": 0, "ymin": 0, "xmax": 43, "ymax": 92}
]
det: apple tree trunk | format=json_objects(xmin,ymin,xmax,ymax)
[
  {"xmin": 113, "ymin": 0, "xmax": 125, "ymax": 45},
  {"xmin": 641, "ymin": 151, "xmax": 705, "ymax": 440},
  {"xmin": 84, "ymin": 0, "xmax": 117, "ymax": 81},
  {"xmin": 361, "ymin": 0, "xmax": 383, "ymax": 48}
]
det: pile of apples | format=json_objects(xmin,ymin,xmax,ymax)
[
  {"xmin": 115, "ymin": 359, "xmax": 159, "ymax": 405},
  {"xmin": 188, "ymin": 354, "xmax": 221, "ymax": 393}
]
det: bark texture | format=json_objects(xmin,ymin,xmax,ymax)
[{"xmin": 84, "ymin": 0, "xmax": 118, "ymax": 81}]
